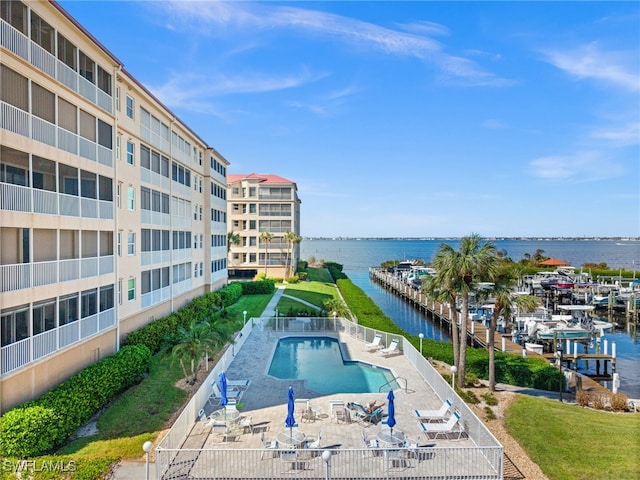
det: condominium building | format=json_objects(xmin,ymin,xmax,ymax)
[
  {"xmin": 227, "ymin": 174, "xmax": 301, "ymax": 280},
  {"xmin": 0, "ymin": 0, "xmax": 229, "ymax": 412}
]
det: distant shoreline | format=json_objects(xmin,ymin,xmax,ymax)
[{"xmin": 304, "ymin": 237, "xmax": 640, "ymax": 241}]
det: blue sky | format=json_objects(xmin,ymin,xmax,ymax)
[{"xmin": 59, "ymin": 1, "xmax": 639, "ymax": 238}]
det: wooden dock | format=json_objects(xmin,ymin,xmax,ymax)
[{"xmin": 369, "ymin": 268, "xmax": 614, "ymax": 395}]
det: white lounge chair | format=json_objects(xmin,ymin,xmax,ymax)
[
  {"xmin": 414, "ymin": 398, "xmax": 452, "ymax": 420},
  {"xmin": 377, "ymin": 339, "xmax": 399, "ymax": 357},
  {"xmin": 419, "ymin": 410, "xmax": 464, "ymax": 440},
  {"xmin": 209, "ymin": 382, "xmax": 243, "ymax": 406},
  {"xmin": 260, "ymin": 432, "xmax": 279, "ymax": 459},
  {"xmin": 364, "ymin": 334, "xmax": 383, "ymax": 351},
  {"xmin": 227, "ymin": 379, "xmax": 251, "ymax": 389}
]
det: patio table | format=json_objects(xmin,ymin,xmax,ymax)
[{"xmin": 277, "ymin": 430, "xmax": 307, "ymax": 447}]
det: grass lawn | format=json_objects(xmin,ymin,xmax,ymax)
[
  {"xmin": 306, "ymin": 267, "xmax": 333, "ymax": 283},
  {"xmin": 505, "ymin": 395, "xmax": 640, "ymax": 480}
]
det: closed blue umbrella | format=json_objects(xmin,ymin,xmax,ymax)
[
  {"xmin": 219, "ymin": 372, "xmax": 228, "ymax": 407},
  {"xmin": 285, "ymin": 386, "xmax": 296, "ymax": 439},
  {"xmin": 386, "ymin": 390, "xmax": 396, "ymax": 435}
]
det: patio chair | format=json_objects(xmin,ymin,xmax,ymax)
[
  {"xmin": 360, "ymin": 430, "xmax": 378, "ymax": 457},
  {"xmin": 238, "ymin": 415, "xmax": 254, "ymax": 434},
  {"xmin": 305, "ymin": 431, "xmax": 322, "ymax": 449},
  {"xmin": 260, "ymin": 432, "xmax": 279, "ymax": 459},
  {"xmin": 227, "ymin": 378, "xmax": 251, "ymax": 389},
  {"xmin": 377, "ymin": 339, "xmax": 399, "ymax": 357},
  {"xmin": 384, "ymin": 448, "xmax": 411, "ymax": 472},
  {"xmin": 280, "ymin": 449, "xmax": 307, "ymax": 473},
  {"xmin": 348, "ymin": 402, "xmax": 383, "ymax": 424},
  {"xmin": 420, "ymin": 410, "xmax": 464, "ymax": 440},
  {"xmin": 414, "ymin": 398, "xmax": 452, "ymax": 421},
  {"xmin": 196, "ymin": 408, "xmax": 211, "ymax": 434},
  {"xmin": 208, "ymin": 382, "xmax": 243, "ymax": 407},
  {"xmin": 363, "ymin": 333, "xmax": 383, "ymax": 351}
]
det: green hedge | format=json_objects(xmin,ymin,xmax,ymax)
[
  {"xmin": 0, "ymin": 345, "xmax": 151, "ymax": 458},
  {"xmin": 240, "ymin": 279, "xmax": 275, "ymax": 295}
]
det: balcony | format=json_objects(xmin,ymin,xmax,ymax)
[
  {"xmin": 2, "ymin": 100, "xmax": 114, "ymax": 168},
  {"xmin": 0, "ymin": 308, "xmax": 116, "ymax": 375},
  {"xmin": 0, "ymin": 256, "xmax": 114, "ymax": 293},
  {"xmin": 0, "ymin": 183, "xmax": 114, "ymax": 219},
  {"xmin": 1, "ymin": 19, "xmax": 113, "ymax": 114}
]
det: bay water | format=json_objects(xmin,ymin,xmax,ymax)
[{"xmin": 301, "ymin": 239, "xmax": 640, "ymax": 398}]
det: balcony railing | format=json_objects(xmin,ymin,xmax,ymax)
[
  {"xmin": 0, "ymin": 256, "xmax": 114, "ymax": 293},
  {"xmin": 1, "ymin": 18, "xmax": 113, "ymax": 114},
  {"xmin": 141, "ymin": 285, "xmax": 171, "ymax": 309},
  {"xmin": 0, "ymin": 182, "xmax": 113, "ymax": 219},
  {"xmin": 0, "ymin": 308, "xmax": 116, "ymax": 375}
]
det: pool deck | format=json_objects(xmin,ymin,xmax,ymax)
[{"xmin": 183, "ymin": 326, "xmax": 473, "ymax": 452}]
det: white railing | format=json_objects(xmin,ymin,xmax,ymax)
[
  {"xmin": 58, "ymin": 128, "xmax": 78, "ymax": 154},
  {"xmin": 78, "ymin": 75, "xmax": 96, "ymax": 104},
  {"xmin": 96, "ymin": 89, "xmax": 113, "ymax": 114},
  {"xmin": 1, "ymin": 338, "xmax": 30, "ymax": 374},
  {"xmin": 1, "ymin": 19, "xmax": 29, "ymax": 61},
  {"xmin": 97, "ymin": 144, "xmax": 113, "ymax": 167},
  {"xmin": 32, "ymin": 260, "xmax": 58, "ymax": 287},
  {"xmin": 59, "ymin": 321, "xmax": 80, "ymax": 349},
  {"xmin": 99, "ymin": 200, "xmax": 114, "ymax": 219},
  {"xmin": 0, "ymin": 263, "xmax": 30, "ymax": 292},
  {"xmin": 172, "ymin": 249, "xmax": 191, "ymax": 263},
  {"xmin": 0, "ymin": 307, "xmax": 116, "ymax": 374},
  {"xmin": 1, "ymin": 100, "xmax": 29, "ymax": 137},
  {"xmin": 79, "ymin": 137, "xmax": 97, "ymax": 161},
  {"xmin": 80, "ymin": 313, "xmax": 99, "ymax": 338},
  {"xmin": 99, "ymin": 255, "xmax": 114, "ymax": 275},
  {"xmin": 173, "ymin": 278, "xmax": 193, "ymax": 297},
  {"xmin": 30, "ymin": 41, "xmax": 56, "ymax": 78},
  {"xmin": 141, "ymin": 285, "xmax": 171, "ymax": 309},
  {"xmin": 59, "ymin": 193, "xmax": 80, "ymax": 216},
  {"xmin": 81, "ymin": 257, "xmax": 98, "ymax": 278},
  {"xmin": 99, "ymin": 309, "xmax": 116, "ymax": 330},
  {"xmin": 141, "ymin": 250, "xmax": 171, "ymax": 266},
  {"xmin": 33, "ymin": 188, "xmax": 58, "ymax": 215},
  {"xmin": 56, "ymin": 59, "xmax": 77, "ymax": 91},
  {"xmin": 32, "ymin": 115, "xmax": 57, "ymax": 147},
  {"xmin": 33, "ymin": 329, "xmax": 57, "ymax": 361},
  {"xmin": 59, "ymin": 258, "xmax": 80, "ymax": 282},
  {"xmin": 141, "ymin": 168, "xmax": 171, "ymax": 191},
  {"xmin": 81, "ymin": 197, "xmax": 98, "ymax": 218},
  {"xmin": 0, "ymin": 182, "xmax": 31, "ymax": 212}
]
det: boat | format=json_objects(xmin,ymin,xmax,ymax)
[{"xmin": 525, "ymin": 305, "xmax": 611, "ymax": 342}]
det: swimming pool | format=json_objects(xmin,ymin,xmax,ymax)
[{"xmin": 268, "ymin": 336, "xmax": 399, "ymax": 394}]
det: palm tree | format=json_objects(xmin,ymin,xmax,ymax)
[
  {"xmin": 455, "ymin": 235, "xmax": 498, "ymax": 389},
  {"xmin": 227, "ymin": 231, "xmax": 240, "ymax": 253},
  {"xmin": 170, "ymin": 321, "xmax": 219, "ymax": 384},
  {"xmin": 259, "ymin": 230, "xmax": 274, "ymax": 277},
  {"xmin": 291, "ymin": 234, "xmax": 302, "ymax": 277},
  {"xmin": 485, "ymin": 266, "xmax": 540, "ymax": 391},
  {"xmin": 323, "ymin": 297, "xmax": 349, "ymax": 319},
  {"xmin": 283, "ymin": 231, "xmax": 297, "ymax": 278}
]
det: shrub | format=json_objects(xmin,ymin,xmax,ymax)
[
  {"xmin": 610, "ymin": 393, "xmax": 628, "ymax": 412},
  {"xmin": 576, "ymin": 389, "xmax": 590, "ymax": 407},
  {"xmin": 0, "ymin": 345, "xmax": 151, "ymax": 458},
  {"xmin": 286, "ymin": 275, "xmax": 300, "ymax": 284},
  {"xmin": 592, "ymin": 394, "xmax": 607, "ymax": 410},
  {"xmin": 240, "ymin": 279, "xmax": 275, "ymax": 295},
  {"xmin": 481, "ymin": 392, "xmax": 498, "ymax": 406},
  {"xmin": 484, "ymin": 406, "xmax": 496, "ymax": 420},
  {"xmin": 298, "ymin": 272, "xmax": 308, "ymax": 281}
]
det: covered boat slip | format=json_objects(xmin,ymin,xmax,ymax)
[{"xmin": 156, "ymin": 318, "xmax": 503, "ymax": 479}]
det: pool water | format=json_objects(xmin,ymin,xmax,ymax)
[{"xmin": 268, "ymin": 337, "xmax": 399, "ymax": 394}]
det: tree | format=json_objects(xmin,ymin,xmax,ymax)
[
  {"xmin": 170, "ymin": 321, "xmax": 219, "ymax": 384},
  {"xmin": 323, "ymin": 297, "xmax": 349, "ymax": 319},
  {"xmin": 227, "ymin": 231, "xmax": 240, "ymax": 260},
  {"xmin": 283, "ymin": 232, "xmax": 301, "ymax": 278},
  {"xmin": 485, "ymin": 266, "xmax": 540, "ymax": 391},
  {"xmin": 259, "ymin": 230, "xmax": 274, "ymax": 277}
]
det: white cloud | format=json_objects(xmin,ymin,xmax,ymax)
[
  {"xmin": 591, "ymin": 121, "xmax": 640, "ymax": 147},
  {"xmin": 482, "ymin": 119, "xmax": 507, "ymax": 129},
  {"xmin": 541, "ymin": 42, "xmax": 639, "ymax": 92},
  {"xmin": 160, "ymin": 1, "xmax": 511, "ymax": 86},
  {"xmin": 529, "ymin": 152, "xmax": 625, "ymax": 183}
]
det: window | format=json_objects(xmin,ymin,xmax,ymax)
[
  {"xmin": 99, "ymin": 285, "xmax": 114, "ymax": 311},
  {"xmin": 117, "ymin": 232, "xmax": 122, "ymax": 256},
  {"xmin": 32, "ymin": 83, "xmax": 55, "ymax": 123},
  {"xmin": 116, "ymin": 135, "xmax": 121, "ymax": 161},
  {"xmin": 79, "ymin": 51, "xmax": 95, "ymax": 83},
  {"xmin": 199, "ymin": 234, "xmax": 203, "ymax": 248},
  {"xmin": 126, "ymin": 141, "xmax": 134, "ymax": 165},
  {"xmin": 127, "ymin": 232, "xmax": 135, "ymax": 255},
  {"xmin": 1, "ymin": 0, "xmax": 27, "ymax": 35},
  {"xmin": 33, "ymin": 300, "xmax": 55, "ymax": 335},
  {"xmin": 115, "ymin": 86, "xmax": 120, "ymax": 111},
  {"xmin": 249, "ymin": 203, "xmax": 256, "ymax": 214},
  {"xmin": 127, "ymin": 187, "xmax": 135, "ymax": 210},
  {"xmin": 81, "ymin": 289, "xmax": 98, "ymax": 318},
  {"xmin": 249, "ymin": 237, "xmax": 257, "ymax": 246},
  {"xmin": 30, "ymin": 12, "xmax": 54, "ymax": 54},
  {"xmin": 58, "ymin": 97, "xmax": 77, "ymax": 132},
  {"xmin": 249, "ymin": 220, "xmax": 256, "ymax": 230},
  {"xmin": 116, "ymin": 183, "xmax": 121, "ymax": 208},
  {"xmin": 249, "ymin": 187, "xmax": 256, "ymax": 197},
  {"xmin": 59, "ymin": 294, "xmax": 78, "ymax": 326},
  {"xmin": 127, "ymin": 278, "xmax": 135, "ymax": 301},
  {"xmin": 126, "ymin": 95, "xmax": 134, "ymax": 119},
  {"xmin": 1, "ymin": 65, "xmax": 28, "ymax": 112},
  {"xmin": 118, "ymin": 278, "xmax": 122, "ymax": 305},
  {"xmin": 97, "ymin": 65, "xmax": 111, "ymax": 95},
  {"xmin": 0, "ymin": 307, "xmax": 28, "ymax": 346},
  {"xmin": 97, "ymin": 120, "xmax": 112, "ymax": 149}
]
